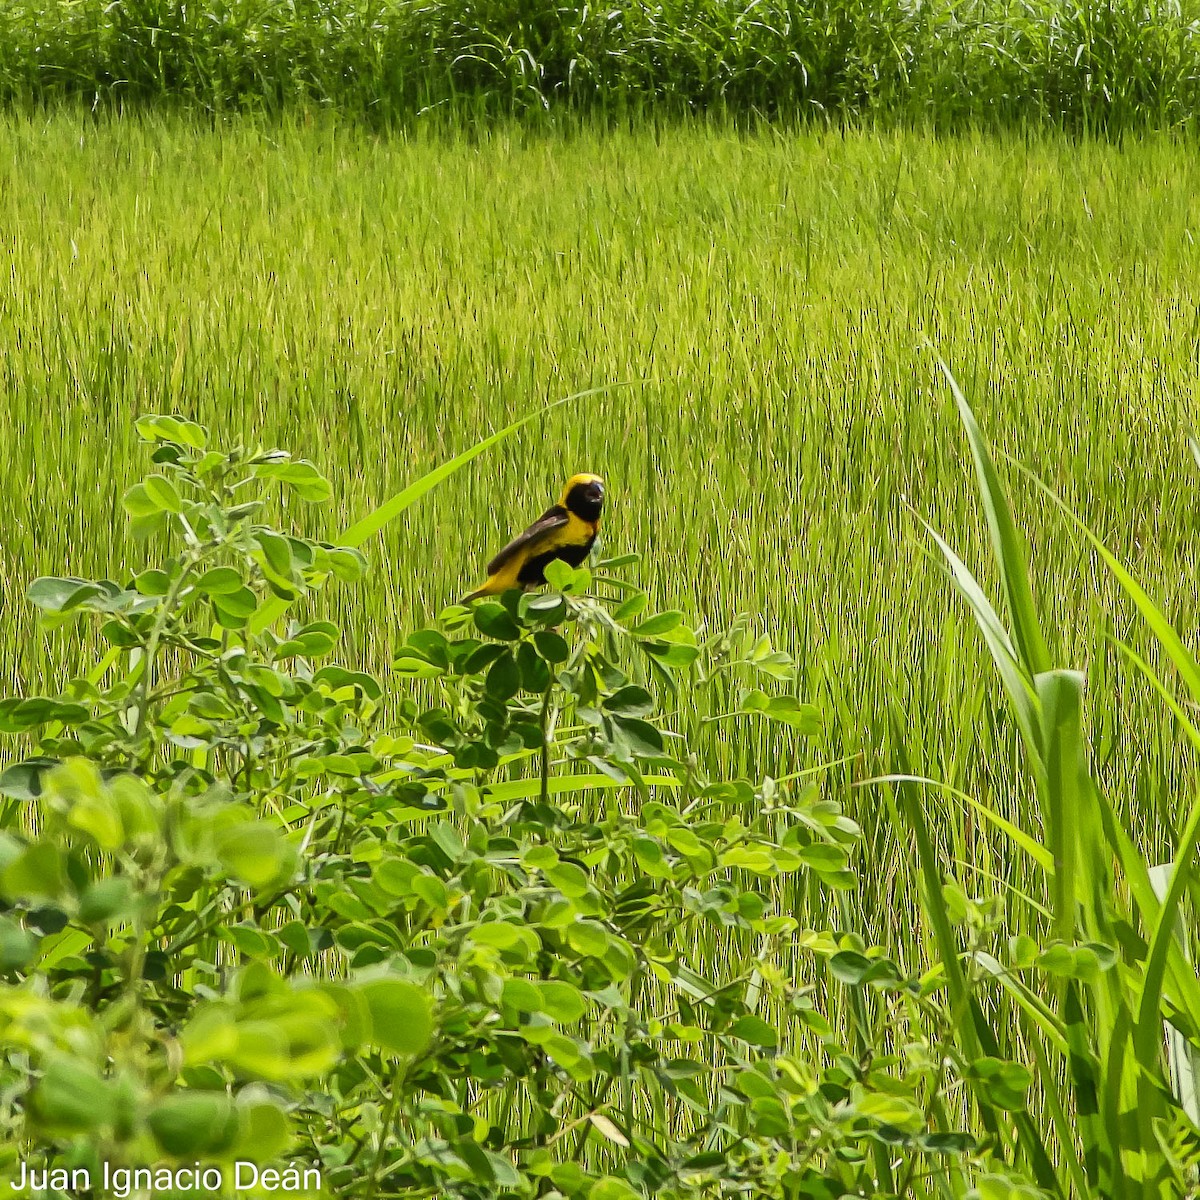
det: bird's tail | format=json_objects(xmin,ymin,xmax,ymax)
[
  {"xmin": 461, "ymin": 578, "xmax": 526, "ymax": 604},
  {"xmin": 459, "ymin": 584, "xmax": 492, "ymax": 605}
]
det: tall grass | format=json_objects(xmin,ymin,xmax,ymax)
[
  {"xmin": 3, "ymin": 0, "xmax": 1200, "ymax": 129},
  {"xmin": 2, "ymin": 112, "xmax": 1199, "ymax": 966},
  {"xmin": 877, "ymin": 368, "xmax": 1200, "ymax": 1192}
]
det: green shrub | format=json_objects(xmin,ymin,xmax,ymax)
[
  {"xmin": 0, "ymin": 415, "xmax": 1049, "ymax": 1197},
  {"xmin": 6, "ymin": 392, "xmax": 1199, "ymax": 1196}
]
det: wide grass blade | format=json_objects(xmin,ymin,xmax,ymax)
[
  {"xmin": 938, "ymin": 359, "xmax": 1051, "ymax": 679},
  {"xmin": 863, "ymin": 772, "xmax": 1054, "ymax": 872},
  {"xmin": 338, "ymin": 384, "xmax": 627, "ymax": 549},
  {"xmin": 480, "ymin": 772, "xmax": 680, "ymax": 803},
  {"xmin": 1010, "ymin": 489, "xmax": 1200, "ymax": 1037},
  {"xmin": 919, "ymin": 518, "xmax": 1041, "ymax": 767},
  {"xmin": 1014, "ymin": 459, "xmax": 1200, "ymax": 704},
  {"xmin": 897, "ymin": 765, "xmax": 1063, "ymax": 1190},
  {"xmin": 249, "ymin": 385, "xmax": 627, "ymax": 634},
  {"xmin": 933, "ymin": 373, "xmax": 1185, "ymax": 1194},
  {"xmin": 1113, "ymin": 643, "xmax": 1200, "ymax": 1121},
  {"xmin": 1034, "ymin": 670, "xmax": 1086, "ymax": 945},
  {"xmin": 887, "ymin": 727, "xmax": 1008, "ymax": 1157},
  {"xmin": 1147, "ymin": 863, "xmax": 1200, "ymax": 1128}
]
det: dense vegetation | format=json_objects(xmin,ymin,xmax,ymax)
[
  {"xmin": 3, "ymin": 117, "xmax": 1198, "ymax": 900},
  {"xmin": 3, "ymin": 399, "xmax": 1199, "ymax": 1197},
  {"xmin": 3, "ymin": 114, "xmax": 1200, "ymax": 1194},
  {"xmin": 2, "ymin": 0, "xmax": 1200, "ymax": 128}
]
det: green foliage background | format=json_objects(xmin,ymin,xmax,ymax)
[
  {"xmin": 1, "ymin": 111, "xmax": 1200, "ymax": 1198},
  {"xmin": 1, "ymin": 116, "xmax": 1197, "ymax": 941},
  {"xmin": 3, "ymin": 0, "xmax": 1200, "ymax": 128}
]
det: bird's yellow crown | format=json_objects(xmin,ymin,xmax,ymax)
[{"xmin": 559, "ymin": 473, "xmax": 604, "ymax": 504}]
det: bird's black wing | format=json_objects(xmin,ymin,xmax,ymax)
[{"xmin": 486, "ymin": 505, "xmax": 570, "ymax": 574}]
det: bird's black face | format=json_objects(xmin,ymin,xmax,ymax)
[{"xmin": 566, "ymin": 478, "xmax": 605, "ymax": 522}]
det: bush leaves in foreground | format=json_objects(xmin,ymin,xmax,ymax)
[{"xmin": 0, "ymin": 411, "xmax": 1158, "ymax": 1197}]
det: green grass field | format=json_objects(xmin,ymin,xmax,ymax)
[{"xmin": 2, "ymin": 111, "xmax": 1198, "ymax": 945}]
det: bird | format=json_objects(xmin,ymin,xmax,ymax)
[{"xmin": 462, "ymin": 474, "xmax": 605, "ymax": 603}]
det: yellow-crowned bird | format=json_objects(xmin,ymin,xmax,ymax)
[{"xmin": 462, "ymin": 474, "xmax": 605, "ymax": 602}]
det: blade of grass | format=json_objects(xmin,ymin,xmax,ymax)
[
  {"xmin": 338, "ymin": 383, "xmax": 632, "ymax": 548},
  {"xmin": 918, "ymin": 516, "xmax": 1042, "ymax": 765},
  {"xmin": 1027, "ymin": 1024, "xmax": 1092, "ymax": 1198},
  {"xmin": 893, "ymin": 756, "xmax": 1062, "ymax": 1190},
  {"xmin": 971, "ymin": 950, "xmax": 1069, "ymax": 1055},
  {"xmin": 1062, "ymin": 981, "xmax": 1108, "ymax": 1189},
  {"xmin": 1012, "ymin": 457, "xmax": 1200, "ymax": 704},
  {"xmin": 481, "ymin": 772, "xmax": 680, "ymax": 803},
  {"xmin": 1114, "ymin": 644, "xmax": 1200, "ymax": 1114},
  {"xmin": 939, "ymin": 358, "xmax": 1051, "ymax": 678},
  {"xmin": 862, "ymin": 773, "xmax": 1054, "ymax": 873},
  {"xmin": 1035, "ymin": 670, "xmax": 1085, "ymax": 946},
  {"xmin": 1099, "ymin": 1001, "xmax": 1136, "ymax": 1195},
  {"xmin": 886, "ymin": 724, "xmax": 1005, "ymax": 1150},
  {"xmin": 249, "ymin": 384, "xmax": 632, "ymax": 634},
  {"xmin": 1147, "ymin": 864, "xmax": 1200, "ymax": 1128}
]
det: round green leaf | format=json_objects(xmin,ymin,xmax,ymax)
[
  {"xmin": 473, "ymin": 603, "xmax": 522, "ymax": 641},
  {"xmin": 533, "ymin": 630, "xmax": 570, "ymax": 663},
  {"xmin": 196, "ymin": 567, "xmax": 243, "ymax": 595},
  {"xmin": 357, "ymin": 978, "xmax": 433, "ymax": 1056},
  {"xmin": 536, "ymin": 980, "xmax": 586, "ymax": 1024},
  {"xmin": 0, "ymin": 918, "xmax": 35, "ymax": 970},
  {"xmin": 142, "ymin": 474, "xmax": 183, "ymax": 513},
  {"xmin": 136, "ymin": 414, "xmax": 207, "ymax": 447},
  {"xmin": 485, "ymin": 652, "xmax": 521, "ymax": 702},
  {"xmin": 148, "ymin": 1092, "xmax": 241, "ymax": 1156},
  {"xmin": 589, "ymin": 1177, "xmax": 640, "ymax": 1200},
  {"xmin": 30, "ymin": 1058, "xmax": 111, "ymax": 1133},
  {"xmin": 631, "ymin": 611, "xmax": 684, "ymax": 637},
  {"xmin": 78, "ymin": 877, "xmax": 134, "ymax": 924}
]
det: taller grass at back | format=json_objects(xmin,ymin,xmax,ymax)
[
  {"xmin": 1, "ymin": 113, "xmax": 1199, "ymax": 943},
  {"xmin": 3, "ymin": 0, "xmax": 1200, "ymax": 130}
]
